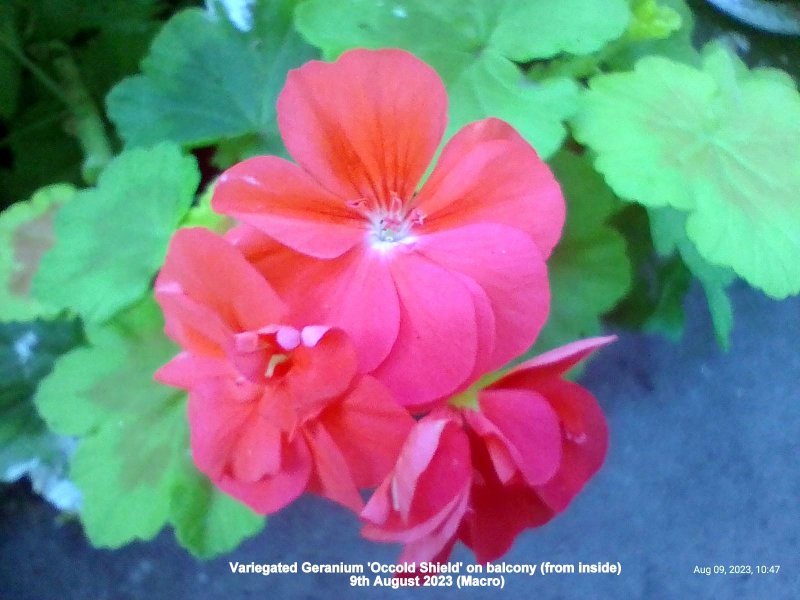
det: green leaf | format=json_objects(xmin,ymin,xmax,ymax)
[
  {"xmin": 649, "ymin": 207, "xmax": 735, "ymax": 348},
  {"xmin": 297, "ymin": 0, "xmax": 630, "ymax": 66},
  {"xmin": 573, "ymin": 43, "xmax": 800, "ymax": 299},
  {"xmin": 36, "ymin": 303, "xmax": 160, "ymax": 436},
  {"xmin": 294, "ymin": 0, "xmax": 619, "ymax": 157},
  {"xmin": 70, "ymin": 389, "xmax": 186, "ymax": 547},
  {"xmin": 490, "ymin": 0, "xmax": 631, "ymax": 60},
  {"xmin": 36, "ymin": 299, "xmax": 183, "ymax": 546},
  {"xmin": 107, "ymin": 4, "xmax": 317, "ymax": 152},
  {"xmin": 0, "ymin": 184, "xmax": 76, "ymax": 321},
  {"xmin": 529, "ymin": 151, "xmax": 632, "ymax": 355},
  {"xmin": 36, "ymin": 298, "xmax": 264, "ymax": 552},
  {"xmin": 171, "ymin": 460, "xmax": 265, "ymax": 559},
  {"xmin": 448, "ymin": 51, "xmax": 579, "ymax": 159},
  {"xmin": 33, "ymin": 143, "xmax": 199, "ymax": 323},
  {"xmin": 296, "ymin": 0, "xmax": 485, "ymax": 78}
]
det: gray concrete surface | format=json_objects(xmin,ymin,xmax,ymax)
[{"xmin": 1, "ymin": 283, "xmax": 798, "ymax": 599}]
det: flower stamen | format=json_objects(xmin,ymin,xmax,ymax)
[
  {"xmin": 346, "ymin": 190, "xmax": 424, "ymax": 249},
  {"xmin": 265, "ymin": 353, "xmax": 290, "ymax": 378}
]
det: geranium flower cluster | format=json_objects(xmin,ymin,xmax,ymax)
[{"xmin": 155, "ymin": 48, "xmax": 612, "ymax": 564}]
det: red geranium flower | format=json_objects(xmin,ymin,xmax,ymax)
[
  {"xmin": 155, "ymin": 228, "xmax": 414, "ymax": 514},
  {"xmin": 212, "ymin": 48, "xmax": 564, "ymax": 407},
  {"xmin": 360, "ymin": 337, "xmax": 613, "ymax": 563}
]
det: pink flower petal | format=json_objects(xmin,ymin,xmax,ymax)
[
  {"xmin": 318, "ymin": 375, "xmax": 414, "ymax": 489},
  {"xmin": 154, "ymin": 352, "xmax": 230, "ymax": 389},
  {"xmin": 217, "ymin": 435, "xmax": 313, "ymax": 515},
  {"xmin": 533, "ymin": 380, "xmax": 609, "ymax": 512},
  {"xmin": 366, "ymin": 251, "xmax": 478, "ymax": 405},
  {"xmin": 285, "ymin": 328, "xmax": 359, "ymax": 419},
  {"xmin": 461, "ymin": 481, "xmax": 552, "ymax": 564},
  {"xmin": 462, "ymin": 414, "xmax": 518, "ymax": 485},
  {"xmin": 459, "ymin": 438, "xmax": 554, "ymax": 563},
  {"xmin": 232, "ymin": 229, "xmax": 401, "ymax": 374},
  {"xmin": 157, "ymin": 227, "xmax": 288, "ymax": 335},
  {"xmin": 452, "ymin": 273, "xmax": 497, "ymax": 385},
  {"xmin": 361, "ymin": 415, "xmax": 471, "ymax": 542},
  {"xmin": 498, "ymin": 336, "xmax": 617, "ymax": 389},
  {"xmin": 230, "ymin": 415, "xmax": 283, "ymax": 482},
  {"xmin": 156, "ymin": 281, "xmax": 231, "ymax": 357},
  {"xmin": 212, "ymin": 156, "xmax": 363, "ymax": 258},
  {"xmin": 472, "ymin": 388, "xmax": 562, "ymax": 486},
  {"xmin": 416, "ymin": 118, "xmax": 565, "ymax": 258},
  {"xmin": 362, "ymin": 483, "xmax": 467, "ymax": 546},
  {"xmin": 417, "ymin": 224, "xmax": 550, "ymax": 370},
  {"xmin": 361, "ymin": 418, "xmax": 449, "ymax": 527},
  {"xmin": 397, "ymin": 486, "xmax": 469, "ymax": 564},
  {"xmin": 278, "ymin": 48, "xmax": 447, "ymax": 204},
  {"xmin": 187, "ymin": 386, "xmax": 257, "ymax": 479},
  {"xmin": 303, "ymin": 422, "xmax": 363, "ymax": 512}
]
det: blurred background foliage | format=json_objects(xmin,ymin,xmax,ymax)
[{"xmin": 0, "ymin": 0, "xmax": 798, "ymax": 558}]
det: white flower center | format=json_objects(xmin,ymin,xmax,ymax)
[{"xmin": 346, "ymin": 192, "xmax": 424, "ymax": 252}]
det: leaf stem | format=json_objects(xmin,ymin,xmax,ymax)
[
  {"xmin": 51, "ymin": 49, "xmax": 113, "ymax": 184},
  {"xmin": 0, "ymin": 35, "xmax": 68, "ymax": 104}
]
